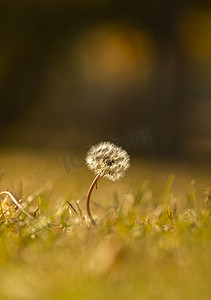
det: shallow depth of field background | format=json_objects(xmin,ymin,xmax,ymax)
[
  {"xmin": 0, "ymin": 1, "xmax": 211, "ymax": 300},
  {"xmin": 0, "ymin": 0, "xmax": 211, "ymax": 160}
]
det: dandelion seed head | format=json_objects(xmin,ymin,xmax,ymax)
[{"xmin": 85, "ymin": 142, "xmax": 130, "ymax": 181}]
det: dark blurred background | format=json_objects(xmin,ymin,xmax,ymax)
[{"xmin": 0, "ymin": 0, "xmax": 211, "ymax": 160}]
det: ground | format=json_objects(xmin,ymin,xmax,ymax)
[{"xmin": 0, "ymin": 151, "xmax": 210, "ymax": 300}]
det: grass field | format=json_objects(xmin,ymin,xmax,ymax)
[{"xmin": 0, "ymin": 151, "xmax": 210, "ymax": 300}]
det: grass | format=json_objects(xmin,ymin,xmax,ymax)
[{"xmin": 0, "ymin": 151, "xmax": 210, "ymax": 300}]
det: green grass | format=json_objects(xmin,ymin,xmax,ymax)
[{"xmin": 0, "ymin": 151, "xmax": 210, "ymax": 300}]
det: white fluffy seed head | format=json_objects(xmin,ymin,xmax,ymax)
[{"xmin": 85, "ymin": 142, "xmax": 130, "ymax": 181}]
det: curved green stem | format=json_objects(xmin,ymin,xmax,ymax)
[{"xmin": 86, "ymin": 174, "xmax": 100, "ymax": 227}]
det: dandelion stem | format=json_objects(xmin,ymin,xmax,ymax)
[{"xmin": 86, "ymin": 173, "xmax": 100, "ymax": 227}]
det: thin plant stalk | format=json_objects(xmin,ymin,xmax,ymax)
[
  {"xmin": 86, "ymin": 173, "xmax": 100, "ymax": 227},
  {"xmin": 0, "ymin": 191, "xmax": 34, "ymax": 220}
]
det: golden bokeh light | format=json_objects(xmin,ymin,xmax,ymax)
[
  {"xmin": 71, "ymin": 23, "xmax": 156, "ymax": 89},
  {"xmin": 176, "ymin": 9, "xmax": 211, "ymax": 63}
]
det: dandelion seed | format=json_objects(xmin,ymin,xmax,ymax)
[
  {"xmin": 86, "ymin": 142, "xmax": 130, "ymax": 181},
  {"xmin": 85, "ymin": 142, "xmax": 130, "ymax": 227}
]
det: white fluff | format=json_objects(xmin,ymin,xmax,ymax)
[{"xmin": 85, "ymin": 142, "xmax": 130, "ymax": 181}]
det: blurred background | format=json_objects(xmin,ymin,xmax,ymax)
[{"xmin": 0, "ymin": 0, "xmax": 211, "ymax": 161}]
